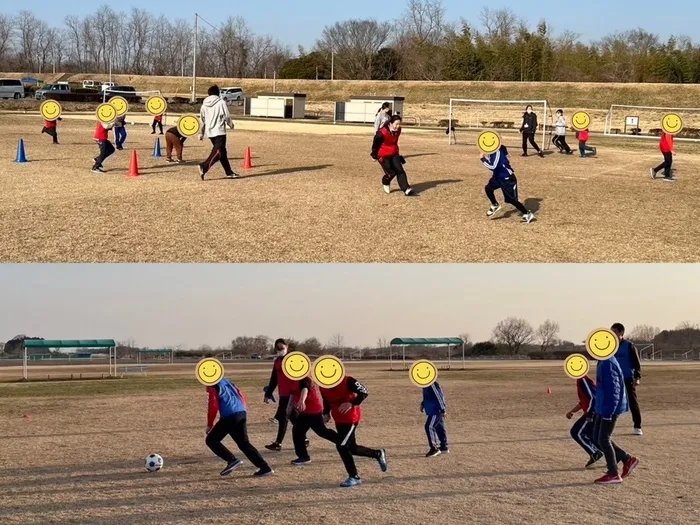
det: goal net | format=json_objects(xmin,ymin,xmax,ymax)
[
  {"xmin": 448, "ymin": 99, "xmax": 551, "ymax": 148},
  {"xmin": 604, "ymin": 105, "xmax": 700, "ymax": 142}
]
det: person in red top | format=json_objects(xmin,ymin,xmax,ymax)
[
  {"xmin": 151, "ymin": 113, "xmax": 164, "ymax": 135},
  {"xmin": 320, "ymin": 376, "xmax": 388, "ymax": 487},
  {"xmin": 370, "ymin": 115, "xmax": 416, "ymax": 197},
  {"xmin": 576, "ymin": 128, "xmax": 596, "ymax": 158},
  {"xmin": 92, "ymin": 121, "xmax": 115, "ymax": 173},
  {"xmin": 566, "ymin": 374, "xmax": 603, "ymax": 468},
  {"xmin": 287, "ymin": 376, "xmax": 339, "ymax": 467},
  {"xmin": 41, "ymin": 117, "xmax": 61, "ymax": 144},
  {"xmin": 651, "ymin": 132, "xmax": 675, "ymax": 182}
]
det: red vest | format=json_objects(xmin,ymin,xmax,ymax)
[
  {"xmin": 291, "ymin": 379, "xmax": 324, "ymax": 415},
  {"xmin": 378, "ymin": 127, "xmax": 400, "ymax": 158},
  {"xmin": 273, "ymin": 357, "xmax": 297, "ymax": 397},
  {"xmin": 660, "ymin": 133, "xmax": 674, "ymax": 153},
  {"xmin": 578, "ymin": 129, "xmax": 589, "ymax": 142},
  {"xmin": 321, "ymin": 379, "xmax": 361, "ymax": 425},
  {"xmin": 94, "ymin": 122, "xmax": 109, "ymax": 141},
  {"xmin": 44, "ymin": 119, "xmax": 57, "ymax": 128}
]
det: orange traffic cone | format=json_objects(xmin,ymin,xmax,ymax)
[
  {"xmin": 128, "ymin": 150, "xmax": 140, "ymax": 177},
  {"xmin": 546, "ymin": 387, "xmax": 552, "ymax": 394},
  {"xmin": 243, "ymin": 146, "xmax": 253, "ymax": 169}
]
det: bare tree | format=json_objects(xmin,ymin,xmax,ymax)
[
  {"xmin": 492, "ymin": 317, "xmax": 535, "ymax": 354},
  {"xmin": 628, "ymin": 324, "xmax": 661, "ymax": 343},
  {"xmin": 402, "ymin": 0, "xmax": 447, "ymax": 45},
  {"xmin": 536, "ymin": 320, "xmax": 560, "ymax": 352},
  {"xmin": 458, "ymin": 333, "xmax": 471, "ymax": 346},
  {"xmin": 0, "ymin": 15, "xmax": 14, "ymax": 69}
]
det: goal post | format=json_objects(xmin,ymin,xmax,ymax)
[
  {"xmin": 604, "ymin": 104, "xmax": 700, "ymax": 142},
  {"xmin": 448, "ymin": 99, "xmax": 550, "ymax": 148}
]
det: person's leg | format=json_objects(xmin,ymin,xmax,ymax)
[
  {"xmin": 165, "ymin": 132, "xmax": 175, "ymax": 160},
  {"xmin": 579, "ymin": 141, "xmax": 586, "ymax": 157},
  {"xmin": 205, "ymin": 417, "xmax": 239, "ymax": 462},
  {"xmin": 335, "ymin": 423, "xmax": 360, "ymax": 478},
  {"xmin": 528, "ymin": 133, "xmax": 541, "ymax": 152},
  {"xmin": 274, "ymin": 396, "xmax": 290, "ymax": 444},
  {"xmin": 485, "ymin": 178, "xmax": 500, "ymax": 207},
  {"xmin": 380, "ymin": 158, "xmax": 397, "ymax": 186},
  {"xmin": 174, "ymin": 138, "xmax": 184, "ymax": 161},
  {"xmin": 151, "ymin": 120, "xmax": 156, "ymax": 133},
  {"xmin": 308, "ymin": 414, "xmax": 339, "ymax": 445},
  {"xmin": 41, "ymin": 126, "xmax": 48, "ymax": 136},
  {"xmin": 434, "ymin": 415, "xmax": 448, "ymax": 450},
  {"xmin": 49, "ymin": 128, "xmax": 58, "ymax": 144},
  {"xmin": 664, "ymin": 152, "xmax": 673, "ymax": 178},
  {"xmin": 291, "ymin": 415, "xmax": 312, "ymax": 460},
  {"xmin": 94, "ymin": 141, "xmax": 109, "ymax": 168},
  {"xmin": 522, "ymin": 132, "xmax": 528, "ymax": 155},
  {"xmin": 593, "ymin": 415, "xmax": 620, "ymax": 475},
  {"xmin": 158, "ymin": 120, "xmax": 164, "ymax": 134},
  {"xmin": 501, "ymin": 177, "xmax": 530, "ymax": 215},
  {"xmin": 624, "ymin": 379, "xmax": 642, "ymax": 430},
  {"xmin": 229, "ymin": 413, "xmax": 270, "ymax": 469},
  {"xmin": 215, "ymin": 136, "xmax": 234, "ymax": 175},
  {"xmin": 560, "ymin": 136, "xmax": 572, "ymax": 153},
  {"xmin": 571, "ymin": 415, "xmax": 598, "ymax": 455},
  {"xmin": 389, "ymin": 156, "xmax": 411, "ymax": 194},
  {"xmin": 425, "ymin": 415, "xmax": 438, "ymax": 449},
  {"xmin": 200, "ymin": 138, "xmax": 221, "ymax": 175},
  {"xmin": 104, "ymin": 141, "xmax": 115, "ymax": 162}
]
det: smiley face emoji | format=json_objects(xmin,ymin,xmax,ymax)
[
  {"xmin": 564, "ymin": 354, "xmax": 590, "ymax": 380},
  {"xmin": 109, "ymin": 96, "xmax": 129, "ymax": 117},
  {"xmin": 409, "ymin": 360, "xmax": 438, "ymax": 388},
  {"xmin": 478, "ymin": 131, "xmax": 501, "ymax": 155},
  {"xmin": 585, "ymin": 328, "xmax": 620, "ymax": 361},
  {"xmin": 572, "ymin": 111, "xmax": 591, "ymax": 132},
  {"xmin": 177, "ymin": 115, "xmax": 201, "ymax": 137},
  {"xmin": 312, "ymin": 355, "xmax": 346, "ymax": 388},
  {"xmin": 40, "ymin": 100, "xmax": 62, "ymax": 121},
  {"xmin": 146, "ymin": 95, "xmax": 168, "ymax": 116},
  {"xmin": 196, "ymin": 358, "xmax": 224, "ymax": 386},
  {"xmin": 96, "ymin": 103, "xmax": 117, "ymax": 124},
  {"xmin": 662, "ymin": 113, "xmax": 683, "ymax": 135},
  {"xmin": 282, "ymin": 351, "xmax": 311, "ymax": 381}
]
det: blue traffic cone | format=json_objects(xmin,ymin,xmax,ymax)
[
  {"xmin": 15, "ymin": 139, "xmax": 27, "ymax": 163},
  {"xmin": 153, "ymin": 137, "xmax": 162, "ymax": 158}
]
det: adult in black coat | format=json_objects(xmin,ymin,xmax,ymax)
[{"xmin": 520, "ymin": 105, "xmax": 544, "ymax": 157}]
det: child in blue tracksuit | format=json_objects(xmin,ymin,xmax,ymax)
[
  {"xmin": 480, "ymin": 145, "xmax": 534, "ymax": 224},
  {"xmin": 420, "ymin": 382, "xmax": 448, "ymax": 457},
  {"xmin": 205, "ymin": 377, "xmax": 274, "ymax": 477},
  {"xmin": 591, "ymin": 355, "xmax": 639, "ymax": 484}
]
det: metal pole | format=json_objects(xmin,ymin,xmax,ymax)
[
  {"xmin": 389, "ymin": 344, "xmax": 392, "ymax": 370},
  {"xmin": 462, "ymin": 343, "xmax": 465, "ymax": 370},
  {"xmin": 23, "ymin": 346, "xmax": 27, "ymax": 380},
  {"xmin": 331, "ymin": 48, "xmax": 334, "ymax": 81},
  {"xmin": 191, "ymin": 14, "xmax": 198, "ymax": 103},
  {"xmin": 273, "ymin": 70, "xmax": 276, "ymax": 92}
]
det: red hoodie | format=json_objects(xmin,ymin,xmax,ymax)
[
  {"xmin": 94, "ymin": 122, "xmax": 110, "ymax": 141},
  {"xmin": 660, "ymin": 133, "xmax": 674, "ymax": 153},
  {"xmin": 44, "ymin": 119, "xmax": 57, "ymax": 129},
  {"xmin": 577, "ymin": 129, "xmax": 589, "ymax": 142}
]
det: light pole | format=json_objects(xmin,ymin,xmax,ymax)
[
  {"xmin": 331, "ymin": 46, "xmax": 334, "ymax": 81},
  {"xmin": 191, "ymin": 13, "xmax": 199, "ymax": 103}
]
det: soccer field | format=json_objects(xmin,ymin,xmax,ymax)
[
  {"xmin": 1, "ymin": 114, "xmax": 700, "ymax": 263},
  {"xmin": 0, "ymin": 361, "xmax": 699, "ymax": 525}
]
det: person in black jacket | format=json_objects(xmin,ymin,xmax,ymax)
[{"xmin": 520, "ymin": 105, "xmax": 544, "ymax": 157}]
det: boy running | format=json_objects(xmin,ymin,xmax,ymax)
[
  {"xmin": 320, "ymin": 375, "xmax": 388, "ymax": 487},
  {"xmin": 650, "ymin": 132, "xmax": 675, "ymax": 182},
  {"xmin": 92, "ymin": 121, "xmax": 115, "ymax": 173},
  {"xmin": 553, "ymin": 110, "xmax": 572, "ymax": 154},
  {"xmin": 566, "ymin": 373, "xmax": 603, "ymax": 468},
  {"xmin": 577, "ymin": 127, "xmax": 596, "ymax": 158},
  {"xmin": 41, "ymin": 117, "xmax": 61, "ymax": 145},
  {"xmin": 371, "ymin": 115, "xmax": 416, "ymax": 196},
  {"xmin": 421, "ymin": 380, "xmax": 449, "ymax": 457},
  {"xmin": 205, "ymin": 376, "xmax": 274, "ymax": 477},
  {"xmin": 165, "ymin": 125, "xmax": 187, "ymax": 163},
  {"xmin": 480, "ymin": 144, "xmax": 535, "ymax": 224}
]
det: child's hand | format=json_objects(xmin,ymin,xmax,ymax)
[
  {"xmin": 566, "ymin": 412, "xmax": 574, "ymax": 420},
  {"xmin": 479, "ymin": 152, "xmax": 485, "ymax": 159},
  {"xmin": 295, "ymin": 400, "xmax": 306, "ymax": 413}
]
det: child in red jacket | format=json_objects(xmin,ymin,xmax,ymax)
[
  {"xmin": 151, "ymin": 113, "xmax": 164, "ymax": 135},
  {"xmin": 41, "ymin": 117, "xmax": 62, "ymax": 144},
  {"xmin": 576, "ymin": 128, "xmax": 596, "ymax": 158},
  {"xmin": 650, "ymin": 132, "xmax": 675, "ymax": 181}
]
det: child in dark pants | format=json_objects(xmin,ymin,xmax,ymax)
[
  {"xmin": 165, "ymin": 126, "xmax": 186, "ymax": 162},
  {"xmin": 205, "ymin": 377, "xmax": 274, "ymax": 477},
  {"xmin": 92, "ymin": 121, "xmax": 115, "ymax": 173},
  {"xmin": 566, "ymin": 374, "xmax": 603, "ymax": 468},
  {"xmin": 480, "ymin": 144, "xmax": 534, "ymax": 224},
  {"xmin": 651, "ymin": 132, "xmax": 675, "ymax": 181},
  {"xmin": 42, "ymin": 118, "xmax": 61, "ymax": 144},
  {"xmin": 577, "ymin": 128, "xmax": 596, "ymax": 158},
  {"xmin": 371, "ymin": 115, "xmax": 416, "ymax": 196},
  {"xmin": 151, "ymin": 114, "xmax": 164, "ymax": 134},
  {"xmin": 421, "ymin": 381, "xmax": 448, "ymax": 457}
]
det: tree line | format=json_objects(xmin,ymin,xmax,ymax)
[
  {"xmin": 2, "ymin": 1, "xmax": 700, "ymax": 83},
  {"xmin": 4, "ymin": 321, "xmax": 700, "ymax": 360}
]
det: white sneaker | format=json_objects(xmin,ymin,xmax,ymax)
[
  {"xmin": 522, "ymin": 212, "xmax": 534, "ymax": 224},
  {"xmin": 634, "ymin": 428, "xmax": 643, "ymax": 436},
  {"xmin": 383, "ymin": 184, "xmax": 391, "ymax": 194},
  {"xmin": 487, "ymin": 204, "xmax": 501, "ymax": 217},
  {"xmin": 650, "ymin": 168, "xmax": 656, "ymax": 179}
]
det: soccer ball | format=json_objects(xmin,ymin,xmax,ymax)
[{"xmin": 145, "ymin": 454, "xmax": 163, "ymax": 472}]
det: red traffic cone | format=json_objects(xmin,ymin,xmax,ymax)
[
  {"xmin": 243, "ymin": 147, "xmax": 253, "ymax": 169},
  {"xmin": 546, "ymin": 387, "xmax": 552, "ymax": 394},
  {"xmin": 128, "ymin": 150, "xmax": 140, "ymax": 177}
]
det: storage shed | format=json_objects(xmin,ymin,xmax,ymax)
[
  {"xmin": 244, "ymin": 92, "xmax": 306, "ymax": 119},
  {"xmin": 334, "ymin": 96, "xmax": 405, "ymax": 124}
]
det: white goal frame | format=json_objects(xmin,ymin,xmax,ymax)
[
  {"xmin": 448, "ymin": 98, "xmax": 550, "ymax": 147},
  {"xmin": 604, "ymin": 104, "xmax": 700, "ymax": 142},
  {"xmin": 102, "ymin": 89, "xmax": 162, "ymax": 104}
]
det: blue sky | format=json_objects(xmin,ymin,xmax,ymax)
[
  {"xmin": 1, "ymin": 264, "xmax": 698, "ymax": 349},
  {"xmin": 9, "ymin": 0, "xmax": 700, "ymax": 49}
]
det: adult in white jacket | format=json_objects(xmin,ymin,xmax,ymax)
[
  {"xmin": 198, "ymin": 85, "xmax": 236, "ymax": 180},
  {"xmin": 553, "ymin": 109, "xmax": 573, "ymax": 155}
]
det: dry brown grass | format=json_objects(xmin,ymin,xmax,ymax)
[
  {"xmin": 0, "ymin": 361, "xmax": 698, "ymax": 525},
  {"xmin": 1, "ymin": 114, "xmax": 700, "ymax": 263}
]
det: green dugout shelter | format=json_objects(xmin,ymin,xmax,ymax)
[
  {"xmin": 389, "ymin": 338, "xmax": 465, "ymax": 370},
  {"xmin": 22, "ymin": 339, "xmax": 117, "ymax": 379}
]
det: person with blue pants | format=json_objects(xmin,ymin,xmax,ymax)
[{"xmin": 421, "ymin": 381, "xmax": 448, "ymax": 457}]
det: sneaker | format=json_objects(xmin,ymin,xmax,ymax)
[
  {"xmin": 594, "ymin": 473, "xmax": 622, "ymax": 485},
  {"xmin": 634, "ymin": 428, "xmax": 643, "ymax": 436},
  {"xmin": 166, "ymin": 157, "xmax": 173, "ymax": 162},
  {"xmin": 405, "ymin": 188, "xmax": 418, "ymax": 197},
  {"xmin": 663, "ymin": 177, "xmax": 675, "ymax": 183},
  {"xmin": 383, "ymin": 184, "xmax": 391, "ymax": 194},
  {"xmin": 91, "ymin": 167, "xmax": 101, "ymax": 174},
  {"xmin": 175, "ymin": 159, "xmax": 183, "ymax": 164},
  {"xmin": 265, "ymin": 442, "xmax": 282, "ymax": 452},
  {"xmin": 621, "ymin": 456, "xmax": 640, "ymax": 479},
  {"xmin": 565, "ymin": 151, "xmax": 574, "ymax": 155},
  {"xmin": 487, "ymin": 204, "xmax": 501, "ymax": 217},
  {"xmin": 220, "ymin": 459, "xmax": 244, "ymax": 476},
  {"xmin": 538, "ymin": 151, "xmax": 545, "ymax": 158},
  {"xmin": 253, "ymin": 466, "xmax": 274, "ymax": 477},
  {"xmin": 586, "ymin": 451, "xmax": 603, "ymax": 469},
  {"xmin": 340, "ymin": 476, "xmax": 362, "ymax": 488},
  {"xmin": 291, "ymin": 458, "xmax": 311, "ymax": 466},
  {"xmin": 439, "ymin": 446, "xmax": 450, "ymax": 454},
  {"xmin": 522, "ymin": 212, "xmax": 534, "ymax": 224},
  {"xmin": 226, "ymin": 172, "xmax": 240, "ymax": 179},
  {"xmin": 268, "ymin": 418, "xmax": 278, "ymax": 424},
  {"xmin": 425, "ymin": 448, "xmax": 441, "ymax": 458},
  {"xmin": 521, "ymin": 153, "xmax": 528, "ymax": 157},
  {"xmin": 592, "ymin": 147, "xmax": 597, "ymax": 156},
  {"xmin": 377, "ymin": 449, "xmax": 388, "ymax": 472},
  {"xmin": 151, "ymin": 131, "xmax": 156, "ymax": 135},
  {"xmin": 199, "ymin": 165, "xmax": 206, "ymax": 181},
  {"xmin": 305, "ymin": 439, "xmax": 310, "ymax": 447},
  {"xmin": 650, "ymin": 168, "xmax": 657, "ymax": 179}
]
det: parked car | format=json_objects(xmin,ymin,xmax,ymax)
[
  {"xmin": 35, "ymin": 83, "xmax": 71, "ymax": 100},
  {"xmin": 104, "ymin": 85, "xmax": 138, "ymax": 101},
  {"xmin": 251, "ymin": 353, "xmax": 263, "ymax": 360},
  {"xmin": 0, "ymin": 78, "xmax": 25, "ymax": 99},
  {"xmin": 221, "ymin": 87, "xmax": 244, "ymax": 103}
]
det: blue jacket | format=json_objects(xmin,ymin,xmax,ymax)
[
  {"xmin": 615, "ymin": 339, "xmax": 641, "ymax": 380},
  {"xmin": 213, "ymin": 378, "xmax": 247, "ymax": 418},
  {"xmin": 421, "ymin": 382, "xmax": 447, "ymax": 416},
  {"xmin": 481, "ymin": 145, "xmax": 515, "ymax": 180},
  {"xmin": 594, "ymin": 357, "xmax": 629, "ymax": 419}
]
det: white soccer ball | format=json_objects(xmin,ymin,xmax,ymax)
[{"xmin": 145, "ymin": 454, "xmax": 163, "ymax": 472}]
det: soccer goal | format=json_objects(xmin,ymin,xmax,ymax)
[
  {"xmin": 604, "ymin": 105, "xmax": 700, "ymax": 142},
  {"xmin": 102, "ymin": 89, "xmax": 162, "ymax": 104},
  {"xmin": 447, "ymin": 99, "xmax": 551, "ymax": 148}
]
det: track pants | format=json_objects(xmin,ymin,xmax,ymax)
[
  {"xmin": 165, "ymin": 131, "xmax": 184, "ymax": 161},
  {"xmin": 425, "ymin": 414, "xmax": 448, "ymax": 449},
  {"xmin": 94, "ymin": 140, "xmax": 115, "ymax": 168},
  {"xmin": 553, "ymin": 135, "xmax": 571, "ymax": 153},
  {"xmin": 152, "ymin": 119, "xmax": 163, "ymax": 134},
  {"xmin": 380, "ymin": 155, "xmax": 411, "ymax": 193},
  {"xmin": 570, "ymin": 415, "xmax": 598, "ymax": 455},
  {"xmin": 624, "ymin": 379, "xmax": 642, "ymax": 429},
  {"xmin": 205, "ymin": 412, "xmax": 269, "ymax": 469},
  {"xmin": 335, "ymin": 423, "xmax": 382, "ymax": 478},
  {"xmin": 591, "ymin": 414, "xmax": 630, "ymax": 476},
  {"xmin": 522, "ymin": 132, "xmax": 541, "ymax": 154},
  {"xmin": 200, "ymin": 135, "xmax": 234, "ymax": 176},
  {"xmin": 273, "ymin": 395, "xmax": 290, "ymax": 444},
  {"xmin": 485, "ymin": 176, "xmax": 529, "ymax": 214},
  {"xmin": 42, "ymin": 126, "xmax": 58, "ymax": 144},
  {"xmin": 653, "ymin": 152, "xmax": 673, "ymax": 179},
  {"xmin": 115, "ymin": 127, "xmax": 127, "ymax": 149},
  {"xmin": 291, "ymin": 413, "xmax": 339, "ymax": 461},
  {"xmin": 579, "ymin": 141, "xmax": 595, "ymax": 157}
]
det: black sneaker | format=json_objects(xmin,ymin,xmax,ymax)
[
  {"xmin": 425, "ymin": 448, "xmax": 441, "ymax": 458},
  {"xmin": 538, "ymin": 151, "xmax": 545, "ymax": 158},
  {"xmin": 253, "ymin": 465, "xmax": 274, "ymax": 477},
  {"xmin": 586, "ymin": 451, "xmax": 603, "ymax": 469},
  {"xmin": 265, "ymin": 442, "xmax": 282, "ymax": 452},
  {"xmin": 439, "ymin": 446, "xmax": 450, "ymax": 454},
  {"xmin": 226, "ymin": 172, "xmax": 240, "ymax": 179},
  {"xmin": 521, "ymin": 153, "xmax": 528, "ymax": 157},
  {"xmin": 291, "ymin": 458, "xmax": 311, "ymax": 466},
  {"xmin": 220, "ymin": 459, "xmax": 244, "ymax": 476}
]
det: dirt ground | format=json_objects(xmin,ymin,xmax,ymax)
[
  {"xmin": 1, "ymin": 114, "xmax": 700, "ymax": 263},
  {"xmin": 0, "ymin": 361, "xmax": 698, "ymax": 525}
]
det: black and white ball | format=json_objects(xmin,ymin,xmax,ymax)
[{"xmin": 145, "ymin": 454, "xmax": 163, "ymax": 472}]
